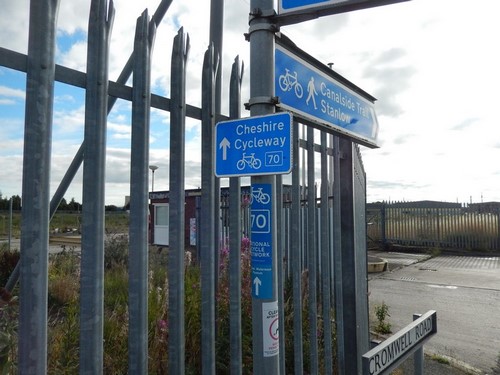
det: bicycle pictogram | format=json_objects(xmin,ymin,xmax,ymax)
[
  {"xmin": 251, "ymin": 187, "xmax": 271, "ymax": 205},
  {"xmin": 237, "ymin": 153, "xmax": 262, "ymax": 171},
  {"xmin": 278, "ymin": 68, "xmax": 304, "ymax": 98}
]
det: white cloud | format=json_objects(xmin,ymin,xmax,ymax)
[{"xmin": 1, "ymin": 0, "xmax": 500, "ymax": 205}]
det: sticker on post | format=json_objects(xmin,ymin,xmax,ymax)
[{"xmin": 263, "ymin": 301, "xmax": 279, "ymax": 357}]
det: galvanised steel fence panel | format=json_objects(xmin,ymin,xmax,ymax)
[
  {"xmin": 2, "ymin": 1, "xmax": 371, "ymax": 373},
  {"xmin": 368, "ymin": 202, "xmax": 500, "ymax": 251}
]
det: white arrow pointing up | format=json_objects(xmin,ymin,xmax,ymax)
[
  {"xmin": 219, "ymin": 137, "xmax": 230, "ymax": 160},
  {"xmin": 253, "ymin": 276, "xmax": 262, "ymax": 296}
]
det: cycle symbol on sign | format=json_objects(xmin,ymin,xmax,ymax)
[
  {"xmin": 237, "ymin": 153, "xmax": 262, "ymax": 171},
  {"xmin": 251, "ymin": 187, "xmax": 271, "ymax": 205},
  {"xmin": 278, "ymin": 68, "xmax": 304, "ymax": 98}
]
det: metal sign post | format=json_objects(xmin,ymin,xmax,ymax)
[{"xmin": 249, "ymin": 0, "xmax": 280, "ymax": 372}]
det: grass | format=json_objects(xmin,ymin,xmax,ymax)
[
  {"xmin": 1, "ymin": 236, "xmax": 337, "ymax": 373},
  {"xmin": 0, "ymin": 211, "xmax": 130, "ymax": 239}
]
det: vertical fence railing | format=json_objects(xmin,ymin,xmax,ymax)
[
  {"xmin": 128, "ymin": 9, "xmax": 155, "ymax": 373},
  {"xmin": 200, "ymin": 43, "xmax": 218, "ymax": 375},
  {"xmin": 80, "ymin": 2, "xmax": 114, "ymax": 372},
  {"xmin": 168, "ymin": 27, "xmax": 189, "ymax": 375},
  {"xmin": 228, "ymin": 56, "xmax": 244, "ymax": 375},
  {"xmin": 18, "ymin": 0, "xmax": 60, "ymax": 372}
]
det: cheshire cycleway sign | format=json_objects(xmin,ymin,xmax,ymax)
[
  {"xmin": 275, "ymin": 40, "xmax": 379, "ymax": 147},
  {"xmin": 214, "ymin": 112, "xmax": 293, "ymax": 177}
]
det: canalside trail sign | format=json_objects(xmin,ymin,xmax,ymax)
[{"xmin": 275, "ymin": 39, "xmax": 379, "ymax": 147}]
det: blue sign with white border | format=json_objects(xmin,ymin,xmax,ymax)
[
  {"xmin": 215, "ymin": 113, "xmax": 293, "ymax": 177},
  {"xmin": 275, "ymin": 43, "xmax": 379, "ymax": 147},
  {"xmin": 251, "ymin": 183, "xmax": 273, "ymax": 299}
]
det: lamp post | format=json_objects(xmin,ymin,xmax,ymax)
[{"xmin": 149, "ymin": 165, "xmax": 158, "ymax": 192}]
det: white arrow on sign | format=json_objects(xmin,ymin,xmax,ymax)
[
  {"xmin": 219, "ymin": 137, "xmax": 230, "ymax": 160},
  {"xmin": 253, "ymin": 277, "xmax": 262, "ymax": 296}
]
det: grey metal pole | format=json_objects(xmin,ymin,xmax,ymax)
[
  {"xmin": 79, "ymin": 1, "xmax": 114, "ymax": 373},
  {"xmin": 413, "ymin": 313, "xmax": 424, "ymax": 375},
  {"xmin": 168, "ymin": 27, "xmax": 189, "ymax": 375},
  {"xmin": 201, "ymin": 44, "xmax": 218, "ymax": 375},
  {"xmin": 128, "ymin": 9, "xmax": 155, "ymax": 374},
  {"xmin": 18, "ymin": 0, "xmax": 59, "ymax": 372},
  {"xmin": 249, "ymin": 0, "xmax": 279, "ymax": 372},
  {"xmin": 229, "ymin": 55, "xmax": 244, "ymax": 375}
]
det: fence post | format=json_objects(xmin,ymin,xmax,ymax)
[
  {"xmin": 18, "ymin": 1, "xmax": 60, "ymax": 372},
  {"xmin": 201, "ymin": 43, "xmax": 218, "ymax": 374},
  {"xmin": 128, "ymin": 9, "xmax": 155, "ymax": 373},
  {"xmin": 80, "ymin": 1, "xmax": 114, "ymax": 373},
  {"xmin": 306, "ymin": 126, "xmax": 319, "ymax": 374},
  {"xmin": 168, "ymin": 28, "xmax": 190, "ymax": 375},
  {"xmin": 229, "ymin": 55, "xmax": 244, "ymax": 374},
  {"xmin": 291, "ymin": 121, "xmax": 304, "ymax": 373},
  {"xmin": 413, "ymin": 313, "xmax": 424, "ymax": 375},
  {"xmin": 381, "ymin": 202, "xmax": 387, "ymax": 249}
]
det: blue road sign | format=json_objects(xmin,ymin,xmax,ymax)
[
  {"xmin": 275, "ymin": 43, "xmax": 379, "ymax": 147},
  {"xmin": 251, "ymin": 183, "xmax": 273, "ymax": 299},
  {"xmin": 279, "ymin": 0, "xmax": 349, "ymax": 14},
  {"xmin": 215, "ymin": 112, "xmax": 293, "ymax": 177}
]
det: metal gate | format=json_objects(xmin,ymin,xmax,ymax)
[{"xmin": 0, "ymin": 1, "xmax": 370, "ymax": 374}]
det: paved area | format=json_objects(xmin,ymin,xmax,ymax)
[{"xmin": 369, "ymin": 250, "xmax": 500, "ymax": 374}]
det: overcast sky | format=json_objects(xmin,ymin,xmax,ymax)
[{"xmin": 1, "ymin": 0, "xmax": 499, "ymax": 206}]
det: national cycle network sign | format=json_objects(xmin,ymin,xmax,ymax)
[
  {"xmin": 275, "ymin": 42, "xmax": 379, "ymax": 147},
  {"xmin": 215, "ymin": 112, "xmax": 293, "ymax": 177}
]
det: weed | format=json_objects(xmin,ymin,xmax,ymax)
[
  {"xmin": 0, "ymin": 289, "xmax": 18, "ymax": 373},
  {"xmin": 0, "ymin": 244, "xmax": 20, "ymax": 286},
  {"xmin": 373, "ymin": 302, "xmax": 392, "ymax": 335},
  {"xmin": 428, "ymin": 247, "xmax": 442, "ymax": 258},
  {"xmin": 104, "ymin": 234, "xmax": 128, "ymax": 269},
  {"xmin": 492, "ymin": 352, "xmax": 500, "ymax": 375},
  {"xmin": 430, "ymin": 353, "xmax": 450, "ymax": 365}
]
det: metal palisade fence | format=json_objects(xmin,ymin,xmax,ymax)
[
  {"xmin": 1, "ymin": 0, "xmax": 370, "ymax": 374},
  {"xmin": 367, "ymin": 201, "xmax": 500, "ymax": 251}
]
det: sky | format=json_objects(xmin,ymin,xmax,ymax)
[{"xmin": 1, "ymin": 0, "xmax": 499, "ymax": 206}]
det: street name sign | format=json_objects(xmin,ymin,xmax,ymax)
[
  {"xmin": 275, "ymin": 40, "xmax": 379, "ymax": 147},
  {"xmin": 362, "ymin": 310, "xmax": 437, "ymax": 375},
  {"xmin": 215, "ymin": 112, "xmax": 293, "ymax": 177},
  {"xmin": 251, "ymin": 183, "xmax": 273, "ymax": 299}
]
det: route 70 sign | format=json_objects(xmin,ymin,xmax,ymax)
[{"xmin": 214, "ymin": 112, "xmax": 293, "ymax": 177}]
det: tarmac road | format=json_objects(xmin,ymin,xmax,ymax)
[{"xmin": 369, "ymin": 251, "xmax": 500, "ymax": 374}]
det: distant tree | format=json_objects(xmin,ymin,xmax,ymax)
[
  {"xmin": 105, "ymin": 205, "xmax": 119, "ymax": 212},
  {"xmin": 58, "ymin": 198, "xmax": 68, "ymax": 211},
  {"xmin": 11, "ymin": 195, "xmax": 21, "ymax": 210},
  {"xmin": 67, "ymin": 198, "xmax": 81, "ymax": 211}
]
